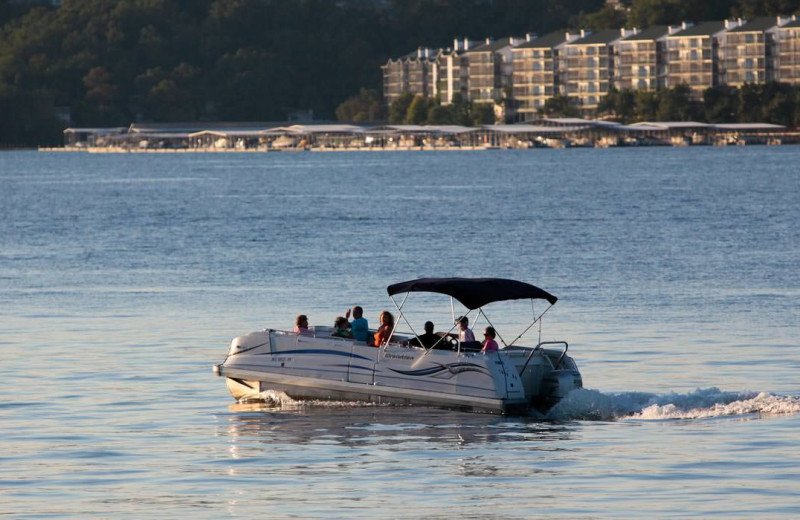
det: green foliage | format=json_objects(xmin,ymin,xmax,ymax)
[
  {"xmin": 598, "ymin": 83, "xmax": 800, "ymax": 126},
  {"xmin": 580, "ymin": 4, "xmax": 628, "ymax": 31},
  {"xmin": 335, "ymin": 88, "xmax": 382, "ymax": 122},
  {"xmin": 384, "ymin": 92, "xmax": 496, "ymax": 125},
  {"xmin": 407, "ymin": 95, "xmax": 433, "ymax": 124},
  {"xmin": 540, "ymin": 95, "xmax": 580, "ymax": 118},
  {"xmin": 388, "ymin": 92, "xmax": 415, "ymax": 123},
  {"xmin": 1, "ymin": 0, "xmax": 799, "ymax": 145},
  {"xmin": 597, "ymin": 87, "xmax": 636, "ymax": 120},
  {"xmin": 703, "ymin": 85, "xmax": 738, "ymax": 122},
  {"xmin": 470, "ymin": 102, "xmax": 495, "ymax": 125},
  {"xmin": 733, "ymin": 0, "xmax": 800, "ymax": 18}
]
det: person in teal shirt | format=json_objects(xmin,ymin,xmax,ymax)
[{"xmin": 346, "ymin": 306, "xmax": 369, "ymax": 342}]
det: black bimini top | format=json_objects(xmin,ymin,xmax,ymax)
[{"xmin": 387, "ymin": 277, "xmax": 558, "ymax": 310}]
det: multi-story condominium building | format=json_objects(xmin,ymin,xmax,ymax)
[
  {"xmin": 719, "ymin": 17, "xmax": 787, "ymax": 86},
  {"xmin": 382, "ymin": 14, "xmax": 800, "ymax": 115},
  {"xmin": 512, "ymin": 31, "xmax": 579, "ymax": 120},
  {"xmin": 436, "ymin": 38, "xmax": 480, "ymax": 104},
  {"xmin": 381, "ymin": 48, "xmax": 439, "ymax": 108},
  {"xmin": 615, "ymin": 26, "xmax": 669, "ymax": 90},
  {"xmin": 666, "ymin": 20, "xmax": 739, "ymax": 97},
  {"xmin": 464, "ymin": 37, "xmax": 526, "ymax": 104},
  {"xmin": 564, "ymin": 29, "xmax": 633, "ymax": 109},
  {"xmin": 775, "ymin": 17, "xmax": 800, "ymax": 85}
]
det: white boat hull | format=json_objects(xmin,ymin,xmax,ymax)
[{"xmin": 215, "ymin": 327, "xmax": 582, "ymax": 414}]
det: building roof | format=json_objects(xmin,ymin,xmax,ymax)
[
  {"xmin": 727, "ymin": 16, "xmax": 779, "ymax": 32},
  {"xmin": 621, "ymin": 25, "xmax": 668, "ymax": 41},
  {"xmin": 570, "ymin": 29, "xmax": 624, "ymax": 45},
  {"xmin": 783, "ymin": 19, "xmax": 800, "ymax": 29},
  {"xmin": 670, "ymin": 21, "xmax": 725, "ymax": 37},
  {"xmin": 514, "ymin": 31, "xmax": 567, "ymax": 50},
  {"xmin": 466, "ymin": 37, "xmax": 515, "ymax": 53}
]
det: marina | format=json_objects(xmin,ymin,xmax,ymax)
[{"xmin": 49, "ymin": 119, "xmax": 795, "ymax": 153}]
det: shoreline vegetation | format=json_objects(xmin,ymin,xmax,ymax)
[{"xmin": 4, "ymin": 2, "xmax": 800, "ymax": 148}]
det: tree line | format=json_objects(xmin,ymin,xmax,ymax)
[{"xmin": 1, "ymin": 0, "xmax": 799, "ymax": 146}]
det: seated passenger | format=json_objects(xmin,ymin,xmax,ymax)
[
  {"xmin": 332, "ymin": 316, "xmax": 353, "ymax": 338},
  {"xmin": 372, "ymin": 310, "xmax": 394, "ymax": 347},
  {"xmin": 407, "ymin": 321, "xmax": 440, "ymax": 349},
  {"xmin": 481, "ymin": 326, "xmax": 499, "ymax": 353},
  {"xmin": 345, "ymin": 306, "xmax": 369, "ymax": 342},
  {"xmin": 456, "ymin": 315, "xmax": 475, "ymax": 343},
  {"xmin": 293, "ymin": 314, "xmax": 312, "ymax": 335}
]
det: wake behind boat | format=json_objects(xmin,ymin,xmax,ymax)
[{"xmin": 213, "ymin": 277, "xmax": 583, "ymax": 414}]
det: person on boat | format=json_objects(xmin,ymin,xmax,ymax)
[
  {"xmin": 456, "ymin": 316, "xmax": 475, "ymax": 343},
  {"xmin": 405, "ymin": 321, "xmax": 440, "ymax": 349},
  {"xmin": 345, "ymin": 306, "xmax": 369, "ymax": 342},
  {"xmin": 372, "ymin": 310, "xmax": 394, "ymax": 347},
  {"xmin": 332, "ymin": 316, "xmax": 353, "ymax": 338},
  {"xmin": 481, "ymin": 326, "xmax": 499, "ymax": 353},
  {"xmin": 294, "ymin": 314, "xmax": 312, "ymax": 335}
]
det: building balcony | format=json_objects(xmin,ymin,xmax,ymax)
[{"xmin": 513, "ymin": 63, "xmax": 554, "ymax": 72}]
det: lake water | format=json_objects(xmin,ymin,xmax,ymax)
[{"xmin": 1, "ymin": 147, "xmax": 799, "ymax": 518}]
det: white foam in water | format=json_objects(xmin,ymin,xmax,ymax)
[
  {"xmin": 249, "ymin": 390, "xmax": 385, "ymax": 409},
  {"xmin": 547, "ymin": 387, "xmax": 800, "ymax": 421}
]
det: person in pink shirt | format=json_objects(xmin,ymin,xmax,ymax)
[
  {"xmin": 293, "ymin": 314, "xmax": 312, "ymax": 335},
  {"xmin": 481, "ymin": 326, "xmax": 499, "ymax": 353}
]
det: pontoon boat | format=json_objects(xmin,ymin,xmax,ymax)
[{"xmin": 213, "ymin": 278, "xmax": 582, "ymax": 414}]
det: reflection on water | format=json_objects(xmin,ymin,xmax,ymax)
[
  {"xmin": 218, "ymin": 403, "xmax": 578, "ymax": 487},
  {"xmin": 222, "ymin": 402, "xmax": 575, "ymax": 447}
]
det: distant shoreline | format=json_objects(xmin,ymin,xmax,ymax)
[{"xmin": 38, "ymin": 139, "xmax": 799, "ymax": 153}]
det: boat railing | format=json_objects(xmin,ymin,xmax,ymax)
[{"xmin": 519, "ymin": 341, "xmax": 569, "ymax": 373}]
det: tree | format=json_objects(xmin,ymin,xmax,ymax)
[
  {"xmin": 702, "ymin": 85, "xmax": 737, "ymax": 122},
  {"xmin": 634, "ymin": 90, "xmax": 659, "ymax": 120},
  {"xmin": 627, "ymin": 0, "xmax": 688, "ymax": 27},
  {"xmin": 656, "ymin": 84, "xmax": 699, "ymax": 120},
  {"xmin": 470, "ymin": 102, "xmax": 495, "ymax": 125},
  {"xmin": 336, "ymin": 88, "xmax": 382, "ymax": 122},
  {"xmin": 540, "ymin": 95, "xmax": 579, "ymax": 118},
  {"xmin": 580, "ymin": 4, "xmax": 628, "ymax": 31},
  {"xmin": 407, "ymin": 95, "xmax": 432, "ymax": 124},
  {"xmin": 427, "ymin": 103, "xmax": 455, "ymax": 124},
  {"xmin": 388, "ymin": 92, "xmax": 414, "ymax": 123},
  {"xmin": 597, "ymin": 87, "xmax": 636, "ymax": 121}
]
